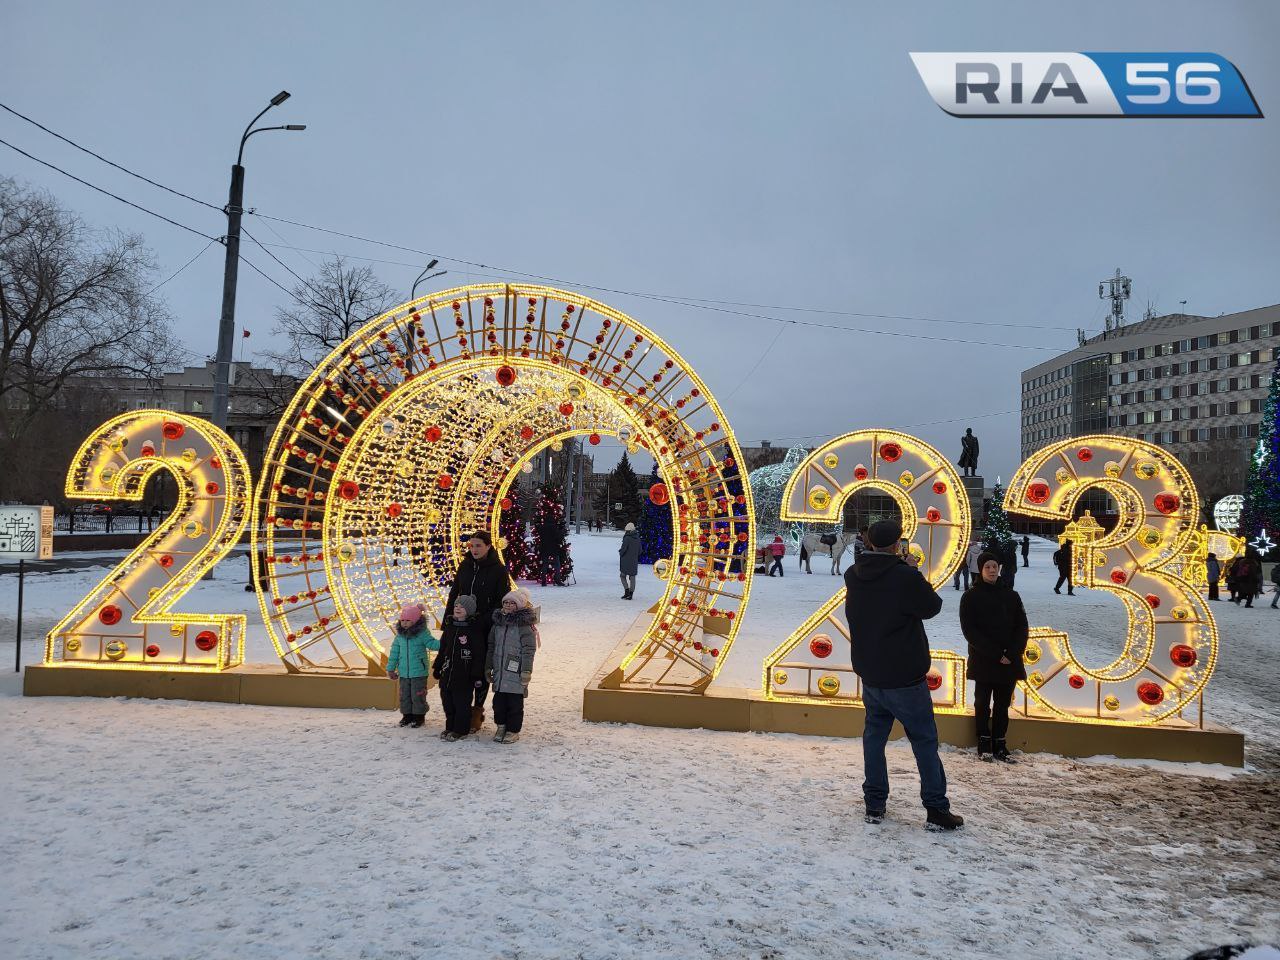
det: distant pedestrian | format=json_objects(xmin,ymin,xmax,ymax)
[
  {"xmin": 487, "ymin": 588, "xmax": 538, "ymax": 743},
  {"xmin": 953, "ymin": 540, "xmax": 971, "ymax": 591},
  {"xmin": 1205, "ymin": 552, "xmax": 1221, "ymax": 601},
  {"xmin": 960, "ymin": 552, "xmax": 1028, "ymax": 763},
  {"xmin": 1020, "ymin": 535, "xmax": 1030, "ymax": 568},
  {"xmin": 844, "ymin": 519, "xmax": 962, "ymax": 832},
  {"xmin": 1233, "ymin": 553, "xmax": 1262, "ymax": 608},
  {"xmin": 385, "ymin": 603, "xmax": 439, "ymax": 729},
  {"xmin": 768, "ymin": 535, "xmax": 786, "ymax": 577},
  {"xmin": 1053, "ymin": 539, "xmax": 1074, "ymax": 595},
  {"xmin": 1270, "ymin": 561, "xmax": 1279, "ymax": 609},
  {"xmin": 618, "ymin": 523, "xmax": 639, "ymax": 599},
  {"xmin": 999, "ymin": 539, "xmax": 1018, "ymax": 589}
]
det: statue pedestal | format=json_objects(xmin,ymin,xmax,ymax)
[{"xmin": 961, "ymin": 475, "xmax": 985, "ymax": 531}]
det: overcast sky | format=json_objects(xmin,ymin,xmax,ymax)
[{"xmin": 3, "ymin": 1, "xmax": 1277, "ymax": 481}]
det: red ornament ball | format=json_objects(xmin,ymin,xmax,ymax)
[
  {"xmin": 1026, "ymin": 481, "xmax": 1051, "ymax": 505},
  {"xmin": 879, "ymin": 442, "xmax": 903, "ymax": 462},
  {"xmin": 1145, "ymin": 593, "xmax": 1161, "ymax": 609},
  {"xmin": 1076, "ymin": 447, "xmax": 1093, "ymax": 462},
  {"xmin": 424, "ymin": 426, "xmax": 443, "ymax": 443},
  {"xmin": 162, "ymin": 421, "xmax": 185, "ymax": 441},
  {"xmin": 205, "ymin": 481, "xmax": 220, "ymax": 496},
  {"xmin": 495, "ymin": 365, "xmax": 517, "ymax": 387},
  {"xmin": 932, "ymin": 480, "xmax": 947, "ymax": 495},
  {"xmin": 588, "ymin": 433, "xmax": 601, "ymax": 446},
  {"xmin": 809, "ymin": 636, "xmax": 833, "ymax": 658},
  {"xmin": 195, "ymin": 630, "xmax": 218, "ymax": 652},
  {"xmin": 1170, "ymin": 644, "xmax": 1198, "ymax": 668},
  {"xmin": 649, "ymin": 483, "xmax": 670, "ymax": 506},
  {"xmin": 99, "ymin": 604, "xmax": 123, "ymax": 626},
  {"xmin": 157, "ymin": 554, "xmax": 174, "ymax": 569},
  {"xmin": 145, "ymin": 644, "xmax": 161, "ymax": 658},
  {"xmin": 1110, "ymin": 567, "xmax": 1128, "ymax": 585},
  {"xmin": 1137, "ymin": 680, "xmax": 1164, "ymax": 706},
  {"xmin": 559, "ymin": 402, "xmax": 575, "ymax": 416},
  {"xmin": 926, "ymin": 507, "xmax": 942, "ymax": 523},
  {"xmin": 519, "ymin": 425, "xmax": 534, "ymax": 441},
  {"xmin": 437, "ymin": 474, "xmax": 453, "ymax": 490},
  {"xmin": 338, "ymin": 481, "xmax": 361, "ymax": 501},
  {"xmin": 925, "ymin": 671, "xmax": 943, "ymax": 691},
  {"xmin": 500, "ymin": 497, "xmax": 513, "ymax": 511},
  {"xmin": 140, "ymin": 441, "xmax": 156, "ymax": 457},
  {"xmin": 1068, "ymin": 674, "xmax": 1086, "ymax": 689},
  {"xmin": 1153, "ymin": 492, "xmax": 1181, "ymax": 515},
  {"xmin": 387, "ymin": 502, "xmax": 404, "ymax": 518},
  {"xmin": 853, "ymin": 465, "xmax": 869, "ymax": 481}
]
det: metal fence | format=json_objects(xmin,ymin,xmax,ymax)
[{"xmin": 53, "ymin": 510, "xmax": 171, "ymax": 535}]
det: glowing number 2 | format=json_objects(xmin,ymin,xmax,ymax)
[
  {"xmin": 762, "ymin": 430, "xmax": 970, "ymax": 711},
  {"xmin": 45, "ymin": 411, "xmax": 252, "ymax": 670},
  {"xmin": 1005, "ymin": 436, "xmax": 1217, "ymax": 724}
]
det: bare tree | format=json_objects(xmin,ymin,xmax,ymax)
[
  {"xmin": 260, "ymin": 256, "xmax": 400, "ymax": 380},
  {"xmin": 0, "ymin": 177, "xmax": 181, "ymax": 501}
]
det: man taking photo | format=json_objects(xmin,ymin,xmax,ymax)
[{"xmin": 845, "ymin": 519, "xmax": 963, "ymax": 831}]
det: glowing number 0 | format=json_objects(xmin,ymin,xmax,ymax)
[
  {"xmin": 1006, "ymin": 436, "xmax": 1217, "ymax": 724},
  {"xmin": 763, "ymin": 430, "xmax": 970, "ymax": 711},
  {"xmin": 45, "ymin": 411, "xmax": 251, "ymax": 670}
]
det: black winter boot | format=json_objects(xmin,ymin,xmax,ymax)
[
  {"xmin": 925, "ymin": 808, "xmax": 964, "ymax": 831},
  {"xmin": 993, "ymin": 739, "xmax": 1015, "ymax": 763},
  {"xmin": 409, "ymin": 714, "xmax": 425, "ymax": 728},
  {"xmin": 864, "ymin": 806, "xmax": 885, "ymax": 824},
  {"xmin": 398, "ymin": 714, "xmax": 413, "ymax": 727},
  {"xmin": 977, "ymin": 735, "xmax": 993, "ymax": 761}
]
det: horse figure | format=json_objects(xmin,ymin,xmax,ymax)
[{"xmin": 799, "ymin": 530, "xmax": 862, "ymax": 575}]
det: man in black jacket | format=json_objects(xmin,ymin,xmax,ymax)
[
  {"xmin": 444, "ymin": 530, "xmax": 512, "ymax": 732},
  {"xmin": 844, "ymin": 519, "xmax": 962, "ymax": 831}
]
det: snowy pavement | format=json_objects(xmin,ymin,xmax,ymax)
[{"xmin": 1, "ymin": 534, "xmax": 1277, "ymax": 959}]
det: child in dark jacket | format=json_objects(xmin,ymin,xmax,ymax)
[{"xmin": 432, "ymin": 594, "xmax": 488, "ymax": 741}]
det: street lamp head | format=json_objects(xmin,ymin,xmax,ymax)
[
  {"xmin": 285, "ymin": 124, "xmax": 307, "ymax": 131},
  {"xmin": 425, "ymin": 258, "xmax": 439, "ymax": 271},
  {"xmin": 271, "ymin": 90, "xmax": 291, "ymax": 106}
]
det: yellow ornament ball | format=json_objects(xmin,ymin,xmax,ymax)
[
  {"xmin": 337, "ymin": 542, "xmax": 357, "ymax": 563},
  {"xmin": 169, "ymin": 623, "xmax": 185, "ymax": 636},
  {"xmin": 567, "ymin": 382, "xmax": 585, "ymax": 400},
  {"xmin": 817, "ymin": 674, "xmax": 841, "ymax": 697},
  {"xmin": 823, "ymin": 453, "xmax": 839, "ymax": 470},
  {"xmin": 773, "ymin": 670, "xmax": 789, "ymax": 686},
  {"xmin": 1104, "ymin": 461, "xmax": 1122, "ymax": 479},
  {"xmin": 1134, "ymin": 461, "xmax": 1159, "ymax": 480},
  {"xmin": 105, "ymin": 639, "xmax": 129, "ymax": 661},
  {"xmin": 1024, "ymin": 642, "xmax": 1042, "ymax": 665},
  {"xmin": 550, "ymin": 440, "xmax": 563, "ymax": 453},
  {"xmin": 181, "ymin": 447, "xmax": 198, "ymax": 464},
  {"xmin": 653, "ymin": 558, "xmax": 670, "ymax": 579},
  {"xmin": 1027, "ymin": 671, "xmax": 1044, "ymax": 688},
  {"xmin": 1103, "ymin": 695, "xmax": 1121, "ymax": 712},
  {"xmin": 396, "ymin": 460, "xmax": 414, "ymax": 479},
  {"xmin": 1055, "ymin": 467, "xmax": 1073, "ymax": 485},
  {"xmin": 898, "ymin": 470, "xmax": 914, "ymax": 488},
  {"xmin": 1170, "ymin": 605, "xmax": 1192, "ymax": 622},
  {"xmin": 497, "ymin": 536, "xmax": 508, "ymax": 550},
  {"xmin": 64, "ymin": 637, "xmax": 81, "ymax": 654},
  {"xmin": 99, "ymin": 465, "xmax": 118, "ymax": 484},
  {"xmin": 1138, "ymin": 527, "xmax": 1162, "ymax": 548},
  {"xmin": 184, "ymin": 520, "xmax": 204, "ymax": 539},
  {"xmin": 808, "ymin": 486, "xmax": 831, "ymax": 511}
]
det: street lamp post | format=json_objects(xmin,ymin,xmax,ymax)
[{"xmin": 211, "ymin": 90, "xmax": 305, "ymax": 430}]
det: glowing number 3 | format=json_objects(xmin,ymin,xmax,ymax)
[
  {"xmin": 45, "ymin": 411, "xmax": 251, "ymax": 670},
  {"xmin": 1006, "ymin": 436, "xmax": 1216, "ymax": 724},
  {"xmin": 763, "ymin": 430, "xmax": 970, "ymax": 711}
]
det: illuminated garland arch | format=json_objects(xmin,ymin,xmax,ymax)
[{"xmin": 253, "ymin": 285, "xmax": 754, "ymax": 690}]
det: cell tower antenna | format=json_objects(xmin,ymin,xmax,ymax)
[{"xmin": 1098, "ymin": 268, "xmax": 1131, "ymax": 338}]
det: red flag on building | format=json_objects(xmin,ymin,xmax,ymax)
[{"xmin": 242, "ymin": 329, "xmax": 251, "ymax": 338}]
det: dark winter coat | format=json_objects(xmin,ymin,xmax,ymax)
[
  {"xmin": 843, "ymin": 550, "xmax": 943, "ymax": 689},
  {"xmin": 488, "ymin": 607, "xmax": 537, "ymax": 696},
  {"xmin": 1020, "ymin": 536, "xmax": 1030, "ymax": 558},
  {"xmin": 444, "ymin": 548, "xmax": 511, "ymax": 632},
  {"xmin": 959, "ymin": 579, "xmax": 1029, "ymax": 684},
  {"xmin": 618, "ymin": 530, "xmax": 640, "ymax": 576},
  {"xmin": 1053, "ymin": 539, "xmax": 1072, "ymax": 573},
  {"xmin": 1271, "ymin": 563, "xmax": 1280, "ymax": 586},
  {"xmin": 1205, "ymin": 557, "xmax": 1222, "ymax": 583},
  {"xmin": 431, "ymin": 616, "xmax": 488, "ymax": 691}
]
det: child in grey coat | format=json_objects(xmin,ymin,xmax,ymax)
[{"xmin": 487, "ymin": 588, "xmax": 538, "ymax": 743}]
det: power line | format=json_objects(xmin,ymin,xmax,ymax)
[
  {"xmin": 145, "ymin": 238, "xmax": 218, "ymax": 295},
  {"xmin": 0, "ymin": 100, "xmax": 222, "ymax": 211},
  {"xmin": 0, "ymin": 136, "xmax": 216, "ymax": 240}
]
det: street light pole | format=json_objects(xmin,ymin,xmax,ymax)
[{"xmin": 212, "ymin": 91, "xmax": 305, "ymax": 430}]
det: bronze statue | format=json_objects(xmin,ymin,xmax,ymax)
[{"xmin": 959, "ymin": 428, "xmax": 979, "ymax": 477}]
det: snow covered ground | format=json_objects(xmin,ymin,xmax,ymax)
[{"xmin": 1, "ymin": 534, "xmax": 1277, "ymax": 959}]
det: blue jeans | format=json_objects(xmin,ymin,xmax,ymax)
[{"xmin": 861, "ymin": 680, "xmax": 949, "ymax": 812}]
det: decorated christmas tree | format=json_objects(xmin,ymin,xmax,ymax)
[
  {"xmin": 530, "ymin": 480, "xmax": 573, "ymax": 585},
  {"xmin": 983, "ymin": 479, "xmax": 1015, "ymax": 553},
  {"xmin": 606, "ymin": 450, "xmax": 644, "ymax": 530},
  {"xmin": 638, "ymin": 469, "xmax": 673, "ymax": 564},
  {"xmin": 498, "ymin": 487, "xmax": 534, "ymax": 580},
  {"xmin": 1240, "ymin": 355, "xmax": 1280, "ymax": 557}
]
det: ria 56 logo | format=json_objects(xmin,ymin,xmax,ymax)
[{"xmin": 911, "ymin": 53, "xmax": 1262, "ymax": 117}]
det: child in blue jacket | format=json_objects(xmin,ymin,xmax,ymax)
[{"xmin": 386, "ymin": 603, "xmax": 439, "ymax": 728}]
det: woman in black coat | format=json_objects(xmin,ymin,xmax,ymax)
[
  {"xmin": 443, "ymin": 530, "xmax": 512, "ymax": 731},
  {"xmin": 959, "ymin": 550, "xmax": 1029, "ymax": 763}
]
